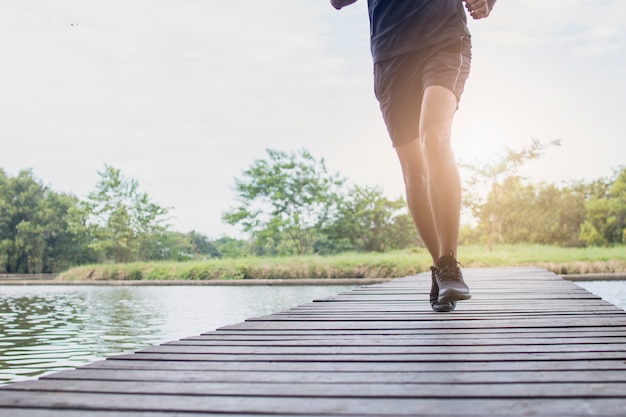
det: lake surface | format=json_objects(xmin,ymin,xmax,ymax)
[
  {"xmin": 575, "ymin": 280, "xmax": 626, "ymax": 311},
  {"xmin": 0, "ymin": 285, "xmax": 355, "ymax": 384},
  {"xmin": 1, "ymin": 280, "xmax": 624, "ymax": 385}
]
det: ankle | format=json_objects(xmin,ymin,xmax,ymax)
[{"xmin": 436, "ymin": 254, "xmax": 457, "ymax": 269}]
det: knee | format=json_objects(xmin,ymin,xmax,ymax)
[
  {"xmin": 402, "ymin": 166, "xmax": 427, "ymax": 190},
  {"xmin": 395, "ymin": 142, "xmax": 428, "ymax": 189},
  {"xmin": 399, "ymin": 157, "xmax": 428, "ymax": 190},
  {"xmin": 420, "ymin": 130, "xmax": 454, "ymax": 162}
]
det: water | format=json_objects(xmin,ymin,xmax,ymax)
[
  {"xmin": 0, "ymin": 285, "xmax": 355, "ymax": 384},
  {"xmin": 575, "ymin": 280, "xmax": 626, "ymax": 311}
]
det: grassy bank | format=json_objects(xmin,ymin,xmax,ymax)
[{"xmin": 56, "ymin": 244, "xmax": 626, "ymax": 281}]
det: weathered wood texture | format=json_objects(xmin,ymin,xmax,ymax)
[{"xmin": 1, "ymin": 267, "xmax": 626, "ymax": 416}]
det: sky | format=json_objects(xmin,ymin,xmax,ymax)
[{"xmin": 2, "ymin": 0, "xmax": 625, "ymax": 237}]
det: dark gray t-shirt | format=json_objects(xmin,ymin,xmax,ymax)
[{"xmin": 367, "ymin": 0, "xmax": 470, "ymax": 63}]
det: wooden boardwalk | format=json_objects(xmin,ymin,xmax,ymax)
[{"xmin": 1, "ymin": 267, "xmax": 626, "ymax": 416}]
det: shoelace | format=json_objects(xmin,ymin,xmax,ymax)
[{"xmin": 438, "ymin": 262, "xmax": 464, "ymax": 283}]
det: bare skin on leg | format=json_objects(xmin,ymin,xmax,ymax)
[{"xmin": 395, "ymin": 85, "xmax": 461, "ymax": 265}]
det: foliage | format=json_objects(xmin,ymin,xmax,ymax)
[
  {"xmin": 532, "ymin": 182, "xmax": 586, "ymax": 246},
  {"xmin": 58, "ymin": 250, "xmax": 433, "ymax": 281},
  {"xmin": 579, "ymin": 166, "xmax": 626, "ymax": 246},
  {"xmin": 476, "ymin": 177, "xmax": 586, "ymax": 247},
  {"xmin": 57, "ymin": 244, "xmax": 626, "ymax": 281},
  {"xmin": 212, "ymin": 236, "xmax": 249, "ymax": 258},
  {"xmin": 2, "ymin": 145, "xmax": 626, "ymax": 273},
  {"xmin": 223, "ymin": 148, "xmax": 423, "ymax": 256},
  {"xmin": 69, "ymin": 165, "xmax": 171, "ymax": 263},
  {"xmin": 324, "ymin": 185, "xmax": 419, "ymax": 252},
  {"xmin": 0, "ymin": 166, "xmax": 248, "ymax": 271},
  {"xmin": 223, "ymin": 148, "xmax": 345, "ymax": 255},
  {"xmin": 461, "ymin": 152, "xmax": 626, "ymax": 249},
  {"xmin": 461, "ymin": 139, "xmax": 561, "ymax": 250},
  {"xmin": 0, "ymin": 169, "xmax": 95, "ymax": 273},
  {"xmin": 186, "ymin": 230, "xmax": 221, "ymax": 258}
]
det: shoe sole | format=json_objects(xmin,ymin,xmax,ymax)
[{"xmin": 431, "ymin": 302, "xmax": 456, "ymax": 313}]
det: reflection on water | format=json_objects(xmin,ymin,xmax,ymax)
[{"xmin": 0, "ymin": 285, "xmax": 354, "ymax": 384}]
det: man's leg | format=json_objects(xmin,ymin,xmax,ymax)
[
  {"xmin": 420, "ymin": 85, "xmax": 470, "ymax": 304},
  {"xmin": 419, "ymin": 85, "xmax": 461, "ymax": 260},
  {"xmin": 396, "ymin": 134, "xmax": 458, "ymax": 313},
  {"xmin": 394, "ymin": 85, "xmax": 460, "ymax": 263},
  {"xmin": 395, "ymin": 85, "xmax": 470, "ymax": 307}
]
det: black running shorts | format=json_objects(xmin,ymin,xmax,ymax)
[{"xmin": 373, "ymin": 35, "xmax": 472, "ymax": 148}]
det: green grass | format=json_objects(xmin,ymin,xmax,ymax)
[{"xmin": 56, "ymin": 244, "xmax": 626, "ymax": 281}]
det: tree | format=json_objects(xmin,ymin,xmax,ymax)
[
  {"xmin": 223, "ymin": 148, "xmax": 344, "ymax": 255},
  {"xmin": 0, "ymin": 169, "xmax": 91, "ymax": 273},
  {"xmin": 325, "ymin": 185, "xmax": 418, "ymax": 252},
  {"xmin": 212, "ymin": 236, "xmax": 248, "ymax": 258},
  {"xmin": 0, "ymin": 169, "xmax": 46, "ymax": 273},
  {"xmin": 39, "ymin": 191, "xmax": 99, "ymax": 270},
  {"xmin": 533, "ymin": 183, "xmax": 586, "ymax": 247},
  {"xmin": 579, "ymin": 166, "xmax": 626, "ymax": 246},
  {"xmin": 480, "ymin": 177, "xmax": 585, "ymax": 247},
  {"xmin": 461, "ymin": 138, "xmax": 561, "ymax": 250},
  {"xmin": 71, "ymin": 165, "xmax": 171, "ymax": 263},
  {"xmin": 186, "ymin": 231, "xmax": 221, "ymax": 258}
]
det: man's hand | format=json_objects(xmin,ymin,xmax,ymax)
[
  {"xmin": 461, "ymin": 0, "xmax": 495, "ymax": 20},
  {"xmin": 331, "ymin": 0, "xmax": 358, "ymax": 10}
]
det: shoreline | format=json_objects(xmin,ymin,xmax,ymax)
[
  {"xmin": 0, "ymin": 278, "xmax": 389, "ymax": 286},
  {"xmin": 559, "ymin": 272, "xmax": 626, "ymax": 281},
  {"xmin": 1, "ymin": 273, "xmax": 625, "ymax": 286}
]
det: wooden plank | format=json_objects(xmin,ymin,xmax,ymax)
[
  {"xmin": 81, "ymin": 357, "xmax": 626, "ymax": 372},
  {"xmin": 169, "ymin": 335, "xmax": 626, "ymax": 347},
  {"xmin": 6, "ymin": 379, "xmax": 626, "ymax": 399},
  {"xmin": 135, "ymin": 343, "xmax": 626, "ymax": 355},
  {"xmin": 2, "ymin": 391, "xmax": 626, "ymax": 416},
  {"xmin": 186, "ymin": 327, "xmax": 624, "ymax": 343},
  {"xmin": 219, "ymin": 317, "xmax": 626, "ymax": 328},
  {"xmin": 195, "ymin": 329, "xmax": 626, "ymax": 341},
  {"xmin": 110, "ymin": 351, "xmax": 626, "ymax": 362},
  {"xmin": 245, "ymin": 312, "xmax": 625, "ymax": 320},
  {"xmin": 41, "ymin": 368, "xmax": 626, "ymax": 384}
]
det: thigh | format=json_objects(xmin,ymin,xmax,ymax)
[
  {"xmin": 419, "ymin": 36, "xmax": 472, "ymax": 142},
  {"xmin": 373, "ymin": 36, "xmax": 471, "ymax": 149},
  {"xmin": 373, "ymin": 51, "xmax": 426, "ymax": 148},
  {"xmin": 422, "ymin": 35, "xmax": 472, "ymax": 103},
  {"xmin": 419, "ymin": 85, "xmax": 458, "ymax": 142}
]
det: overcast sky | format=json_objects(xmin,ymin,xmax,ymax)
[{"xmin": 2, "ymin": 0, "xmax": 624, "ymax": 237}]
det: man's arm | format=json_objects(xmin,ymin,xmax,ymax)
[
  {"xmin": 330, "ymin": 0, "xmax": 358, "ymax": 10},
  {"xmin": 462, "ymin": 0, "xmax": 496, "ymax": 20}
]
